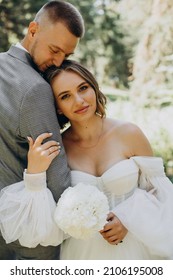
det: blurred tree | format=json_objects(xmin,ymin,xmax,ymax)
[
  {"xmin": 68, "ymin": 0, "xmax": 99, "ymax": 69},
  {"xmin": 0, "ymin": 0, "xmax": 47, "ymax": 52},
  {"xmin": 117, "ymin": 0, "xmax": 153, "ymax": 55},
  {"xmin": 130, "ymin": 0, "xmax": 173, "ymax": 107},
  {"xmin": 65, "ymin": 0, "xmax": 130, "ymax": 87},
  {"xmin": 116, "ymin": 0, "xmax": 153, "ymax": 86},
  {"xmin": 99, "ymin": 0, "xmax": 130, "ymax": 88},
  {"xmin": 0, "ymin": 0, "xmax": 130, "ymax": 87}
]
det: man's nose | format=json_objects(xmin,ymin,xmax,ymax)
[{"xmin": 53, "ymin": 54, "xmax": 65, "ymax": 67}]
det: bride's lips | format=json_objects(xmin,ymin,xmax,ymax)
[{"xmin": 74, "ymin": 105, "xmax": 89, "ymax": 114}]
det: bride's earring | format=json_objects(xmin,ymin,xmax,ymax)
[
  {"xmin": 57, "ymin": 108, "xmax": 63, "ymax": 115},
  {"xmin": 95, "ymin": 111, "xmax": 101, "ymax": 117}
]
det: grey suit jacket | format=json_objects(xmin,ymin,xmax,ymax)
[{"xmin": 0, "ymin": 45, "xmax": 71, "ymax": 201}]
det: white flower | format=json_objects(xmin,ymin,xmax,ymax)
[{"xmin": 54, "ymin": 183, "xmax": 109, "ymax": 240}]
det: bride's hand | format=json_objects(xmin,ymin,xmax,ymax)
[
  {"xmin": 27, "ymin": 133, "xmax": 61, "ymax": 174},
  {"xmin": 100, "ymin": 212, "xmax": 128, "ymax": 245}
]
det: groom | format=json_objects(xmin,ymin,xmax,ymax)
[{"xmin": 0, "ymin": 1, "xmax": 84, "ymax": 260}]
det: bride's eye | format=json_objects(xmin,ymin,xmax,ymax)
[
  {"xmin": 61, "ymin": 94, "xmax": 70, "ymax": 100},
  {"xmin": 79, "ymin": 84, "xmax": 88, "ymax": 92}
]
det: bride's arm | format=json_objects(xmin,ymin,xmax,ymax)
[
  {"xmin": 111, "ymin": 156, "xmax": 173, "ymax": 259},
  {"xmin": 100, "ymin": 212, "xmax": 127, "ymax": 245},
  {"xmin": 100, "ymin": 124, "xmax": 153, "ymax": 245},
  {"xmin": 0, "ymin": 133, "xmax": 66, "ymax": 248}
]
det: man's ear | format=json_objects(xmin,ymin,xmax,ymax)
[{"xmin": 28, "ymin": 21, "xmax": 39, "ymax": 38}]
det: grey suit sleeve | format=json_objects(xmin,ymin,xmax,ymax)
[{"xmin": 19, "ymin": 80, "xmax": 71, "ymax": 202}]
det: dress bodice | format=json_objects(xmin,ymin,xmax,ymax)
[
  {"xmin": 1, "ymin": 155, "xmax": 172, "ymax": 259},
  {"xmin": 71, "ymin": 158, "xmax": 139, "ymax": 208}
]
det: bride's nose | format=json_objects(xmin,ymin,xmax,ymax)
[{"xmin": 75, "ymin": 93, "xmax": 84, "ymax": 104}]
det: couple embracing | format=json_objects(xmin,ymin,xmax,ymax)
[{"xmin": 0, "ymin": 1, "xmax": 173, "ymax": 260}]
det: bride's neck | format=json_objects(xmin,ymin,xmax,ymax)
[{"xmin": 70, "ymin": 115, "xmax": 103, "ymax": 142}]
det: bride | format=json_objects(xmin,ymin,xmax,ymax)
[{"xmin": 0, "ymin": 60, "xmax": 173, "ymax": 259}]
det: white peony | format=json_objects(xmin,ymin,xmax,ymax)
[{"xmin": 54, "ymin": 183, "xmax": 109, "ymax": 240}]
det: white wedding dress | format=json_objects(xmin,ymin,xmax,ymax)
[
  {"xmin": 61, "ymin": 157, "xmax": 173, "ymax": 260},
  {"xmin": 0, "ymin": 157, "xmax": 173, "ymax": 259}
]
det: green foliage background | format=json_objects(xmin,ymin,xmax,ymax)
[
  {"xmin": 0, "ymin": 0, "xmax": 173, "ymax": 180},
  {"xmin": 0, "ymin": 0, "xmax": 130, "ymax": 87}
]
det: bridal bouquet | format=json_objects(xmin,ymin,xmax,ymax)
[{"xmin": 54, "ymin": 183, "xmax": 109, "ymax": 240}]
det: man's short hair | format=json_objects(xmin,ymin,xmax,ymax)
[{"xmin": 35, "ymin": 0, "xmax": 85, "ymax": 38}]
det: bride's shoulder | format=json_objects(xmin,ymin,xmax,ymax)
[
  {"xmin": 105, "ymin": 118, "xmax": 141, "ymax": 135},
  {"xmin": 105, "ymin": 118, "xmax": 152, "ymax": 153}
]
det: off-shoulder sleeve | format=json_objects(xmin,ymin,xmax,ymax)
[
  {"xmin": 113, "ymin": 156, "xmax": 173, "ymax": 259},
  {"xmin": 0, "ymin": 171, "xmax": 67, "ymax": 248}
]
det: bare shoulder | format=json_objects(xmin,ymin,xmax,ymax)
[
  {"xmin": 105, "ymin": 118, "xmax": 153, "ymax": 157},
  {"xmin": 105, "ymin": 118, "xmax": 140, "ymax": 134},
  {"xmin": 117, "ymin": 120, "xmax": 144, "ymax": 137}
]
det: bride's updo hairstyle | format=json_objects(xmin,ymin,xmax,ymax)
[{"xmin": 45, "ymin": 60, "xmax": 107, "ymax": 129}]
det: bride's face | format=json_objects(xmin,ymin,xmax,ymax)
[{"xmin": 51, "ymin": 71, "xmax": 97, "ymax": 122}]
